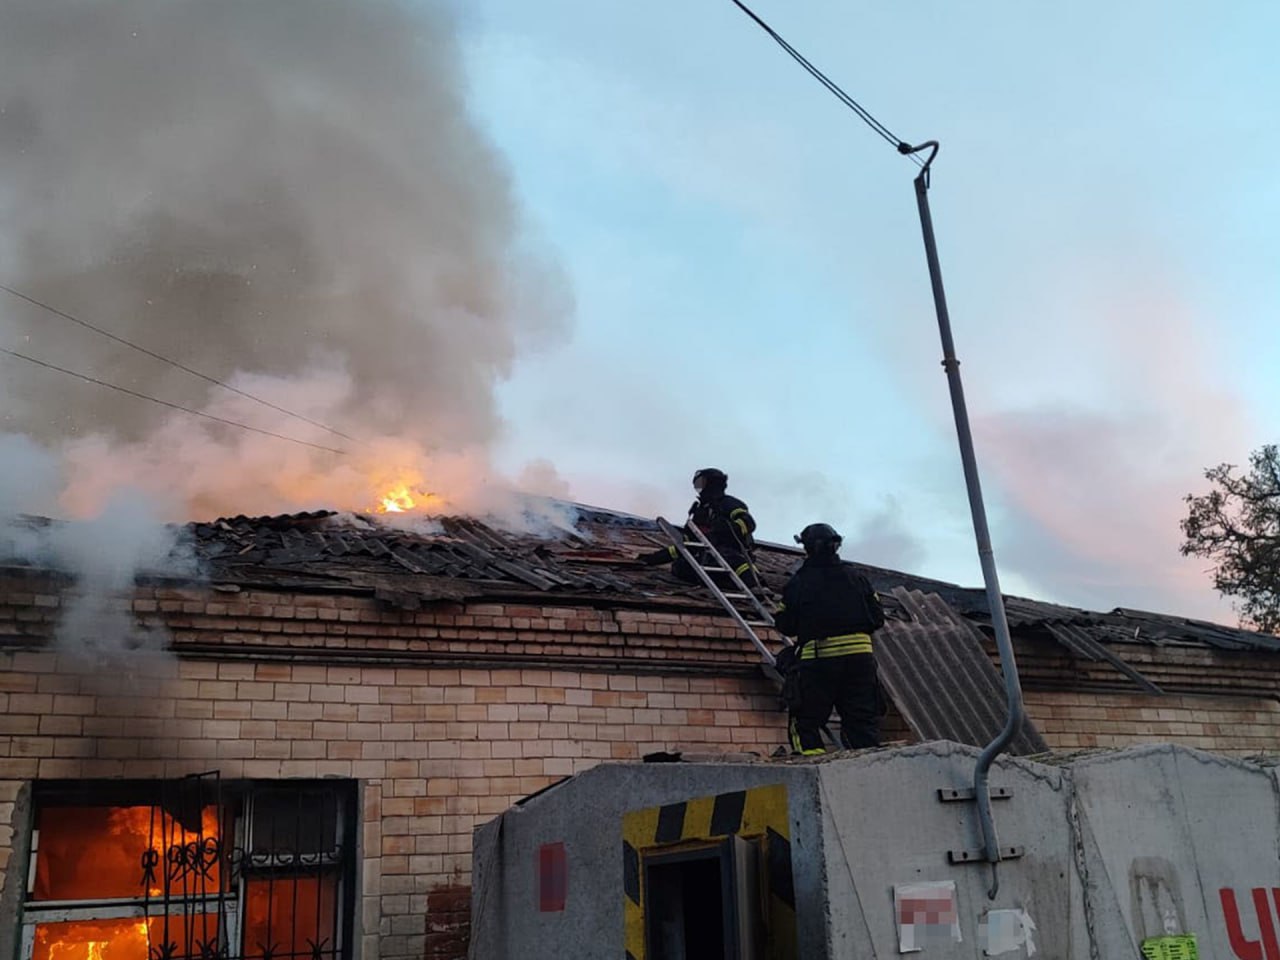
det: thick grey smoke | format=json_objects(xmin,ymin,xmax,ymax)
[{"xmin": 0, "ymin": 0, "xmax": 571, "ymax": 520}]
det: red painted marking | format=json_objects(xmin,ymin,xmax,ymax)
[
  {"xmin": 1222, "ymin": 888, "xmax": 1268, "ymax": 960},
  {"xmin": 1255, "ymin": 888, "xmax": 1280, "ymax": 960},
  {"xmin": 539, "ymin": 842, "xmax": 567, "ymax": 913}
]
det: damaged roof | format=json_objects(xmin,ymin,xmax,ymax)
[
  {"xmin": 185, "ymin": 505, "xmax": 1278, "ymax": 650},
  {"xmin": 7, "ymin": 502, "xmax": 1278, "ymax": 756}
]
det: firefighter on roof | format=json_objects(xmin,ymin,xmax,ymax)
[
  {"xmin": 638, "ymin": 468, "xmax": 759, "ymax": 586},
  {"xmin": 774, "ymin": 523, "xmax": 885, "ymax": 754}
]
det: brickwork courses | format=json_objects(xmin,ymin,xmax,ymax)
[
  {"xmin": 3, "ymin": 572, "xmax": 1280, "ymax": 959},
  {"xmin": 1023, "ymin": 690, "xmax": 1280, "ymax": 754},
  {"xmin": 0, "ymin": 577, "xmax": 799, "ymax": 960}
]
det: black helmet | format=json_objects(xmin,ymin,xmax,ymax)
[
  {"xmin": 795, "ymin": 523, "xmax": 842, "ymax": 555},
  {"xmin": 692, "ymin": 468, "xmax": 728, "ymax": 492}
]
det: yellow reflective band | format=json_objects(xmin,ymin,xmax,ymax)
[
  {"xmin": 735, "ymin": 519, "xmax": 750, "ymax": 536},
  {"xmin": 801, "ymin": 748, "xmax": 826, "ymax": 756},
  {"xmin": 799, "ymin": 633, "xmax": 873, "ymax": 659},
  {"xmin": 730, "ymin": 507, "xmax": 748, "ymax": 518},
  {"xmin": 735, "ymin": 562, "xmax": 752, "ymax": 575},
  {"xmin": 667, "ymin": 545, "xmax": 678, "ymax": 559},
  {"xmin": 788, "ymin": 717, "xmax": 802, "ymax": 753},
  {"xmin": 775, "ymin": 602, "xmax": 786, "ymax": 612}
]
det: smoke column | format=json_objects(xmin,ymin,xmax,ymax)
[{"xmin": 0, "ymin": 0, "xmax": 572, "ymax": 521}]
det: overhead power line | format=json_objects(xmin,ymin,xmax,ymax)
[
  {"xmin": 0, "ymin": 282, "xmax": 358, "ymax": 442},
  {"xmin": 0, "ymin": 346, "xmax": 347, "ymax": 455},
  {"xmin": 728, "ymin": 1, "xmax": 1025, "ymax": 892},
  {"xmin": 726, "ymin": 0, "xmax": 922, "ymax": 166}
]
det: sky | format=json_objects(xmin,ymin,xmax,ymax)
[
  {"xmin": 1, "ymin": 1, "xmax": 1275, "ymax": 627},
  {"xmin": 455, "ymin": 1, "xmax": 1279, "ymax": 622}
]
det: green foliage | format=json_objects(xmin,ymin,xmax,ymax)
[{"xmin": 1181, "ymin": 444, "xmax": 1280, "ymax": 633}]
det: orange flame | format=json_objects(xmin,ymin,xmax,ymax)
[
  {"xmin": 34, "ymin": 804, "xmax": 222, "ymax": 901},
  {"xmin": 35, "ymin": 916, "xmax": 214, "ymax": 960},
  {"xmin": 32, "ymin": 804, "xmax": 221, "ymax": 960},
  {"xmin": 378, "ymin": 484, "xmax": 417, "ymax": 513},
  {"xmin": 374, "ymin": 482, "xmax": 441, "ymax": 515}
]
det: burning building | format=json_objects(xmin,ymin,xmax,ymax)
[{"xmin": 0, "ymin": 502, "xmax": 1278, "ymax": 959}]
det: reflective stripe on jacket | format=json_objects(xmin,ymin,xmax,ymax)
[{"xmin": 798, "ymin": 633, "xmax": 873, "ymax": 660}]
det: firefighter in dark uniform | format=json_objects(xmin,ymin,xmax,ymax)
[
  {"xmin": 774, "ymin": 523, "xmax": 885, "ymax": 754},
  {"xmin": 638, "ymin": 468, "xmax": 759, "ymax": 586}
]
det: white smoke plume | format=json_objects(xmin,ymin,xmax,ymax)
[
  {"xmin": 0, "ymin": 0, "xmax": 573, "ymax": 528},
  {"xmin": 0, "ymin": 434, "xmax": 192, "ymax": 658}
]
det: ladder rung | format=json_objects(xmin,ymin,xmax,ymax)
[
  {"xmin": 722, "ymin": 592, "xmax": 750, "ymax": 599},
  {"xmin": 701, "ymin": 566, "xmax": 727, "ymax": 573},
  {"xmin": 683, "ymin": 541, "xmax": 703, "ymax": 547},
  {"xmin": 746, "ymin": 620, "xmax": 771, "ymax": 628}
]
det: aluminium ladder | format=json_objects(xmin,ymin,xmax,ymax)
[
  {"xmin": 655, "ymin": 516, "xmax": 786, "ymax": 683},
  {"xmin": 654, "ymin": 517, "xmax": 841, "ymax": 750}
]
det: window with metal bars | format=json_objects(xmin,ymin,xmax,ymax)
[{"xmin": 18, "ymin": 774, "xmax": 356, "ymax": 960}]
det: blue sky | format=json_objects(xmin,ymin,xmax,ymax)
[{"xmin": 452, "ymin": 1, "xmax": 1278, "ymax": 621}]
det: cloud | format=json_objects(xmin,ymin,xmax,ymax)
[
  {"xmin": 842, "ymin": 497, "xmax": 927, "ymax": 572},
  {"xmin": 975, "ymin": 272, "xmax": 1251, "ymax": 621}
]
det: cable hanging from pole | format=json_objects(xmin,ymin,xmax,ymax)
[
  {"xmin": 0, "ymin": 282, "xmax": 358, "ymax": 443},
  {"xmin": 726, "ymin": 0, "xmax": 923, "ymax": 166},
  {"xmin": 726, "ymin": 0, "xmax": 1026, "ymax": 900}
]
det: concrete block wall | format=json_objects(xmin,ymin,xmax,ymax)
[{"xmin": 475, "ymin": 744, "xmax": 1280, "ymax": 959}]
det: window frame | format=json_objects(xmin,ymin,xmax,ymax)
[{"xmin": 18, "ymin": 777, "xmax": 357, "ymax": 960}]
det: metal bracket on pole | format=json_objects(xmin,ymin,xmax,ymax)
[
  {"xmin": 937, "ymin": 786, "xmax": 1013, "ymax": 803},
  {"xmin": 947, "ymin": 846, "xmax": 1024, "ymax": 865}
]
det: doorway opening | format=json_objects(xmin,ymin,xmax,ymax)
[{"xmin": 643, "ymin": 838, "xmax": 759, "ymax": 960}]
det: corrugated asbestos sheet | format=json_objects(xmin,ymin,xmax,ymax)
[{"xmin": 875, "ymin": 588, "xmax": 1050, "ymax": 756}]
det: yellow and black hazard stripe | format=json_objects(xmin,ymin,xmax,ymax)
[{"xmin": 622, "ymin": 782, "xmax": 796, "ymax": 959}]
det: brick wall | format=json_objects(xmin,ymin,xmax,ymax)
[
  {"xmin": 6, "ymin": 571, "xmax": 1279, "ymax": 958},
  {"xmin": 0, "ymin": 572, "xmax": 825, "ymax": 959},
  {"xmin": 1024, "ymin": 690, "xmax": 1280, "ymax": 755},
  {"xmin": 0, "ymin": 649, "xmax": 790, "ymax": 960}
]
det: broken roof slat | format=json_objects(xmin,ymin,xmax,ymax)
[
  {"xmin": 484, "ymin": 556, "xmax": 558, "ymax": 592},
  {"xmin": 1046, "ymin": 624, "xmax": 1164, "ymax": 695},
  {"xmin": 167, "ymin": 505, "xmax": 1279, "ymax": 657},
  {"xmin": 390, "ymin": 549, "xmax": 428, "ymax": 575}
]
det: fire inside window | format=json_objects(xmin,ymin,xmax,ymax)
[{"xmin": 18, "ymin": 774, "xmax": 356, "ymax": 960}]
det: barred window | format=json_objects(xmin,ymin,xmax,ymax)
[{"xmin": 19, "ymin": 774, "xmax": 356, "ymax": 960}]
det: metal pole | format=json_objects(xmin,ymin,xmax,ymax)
[{"xmin": 906, "ymin": 141, "xmax": 1025, "ymax": 899}]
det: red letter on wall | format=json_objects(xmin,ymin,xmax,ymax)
[
  {"xmin": 1222, "ymin": 888, "xmax": 1274, "ymax": 960},
  {"xmin": 539, "ymin": 842, "xmax": 567, "ymax": 913}
]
